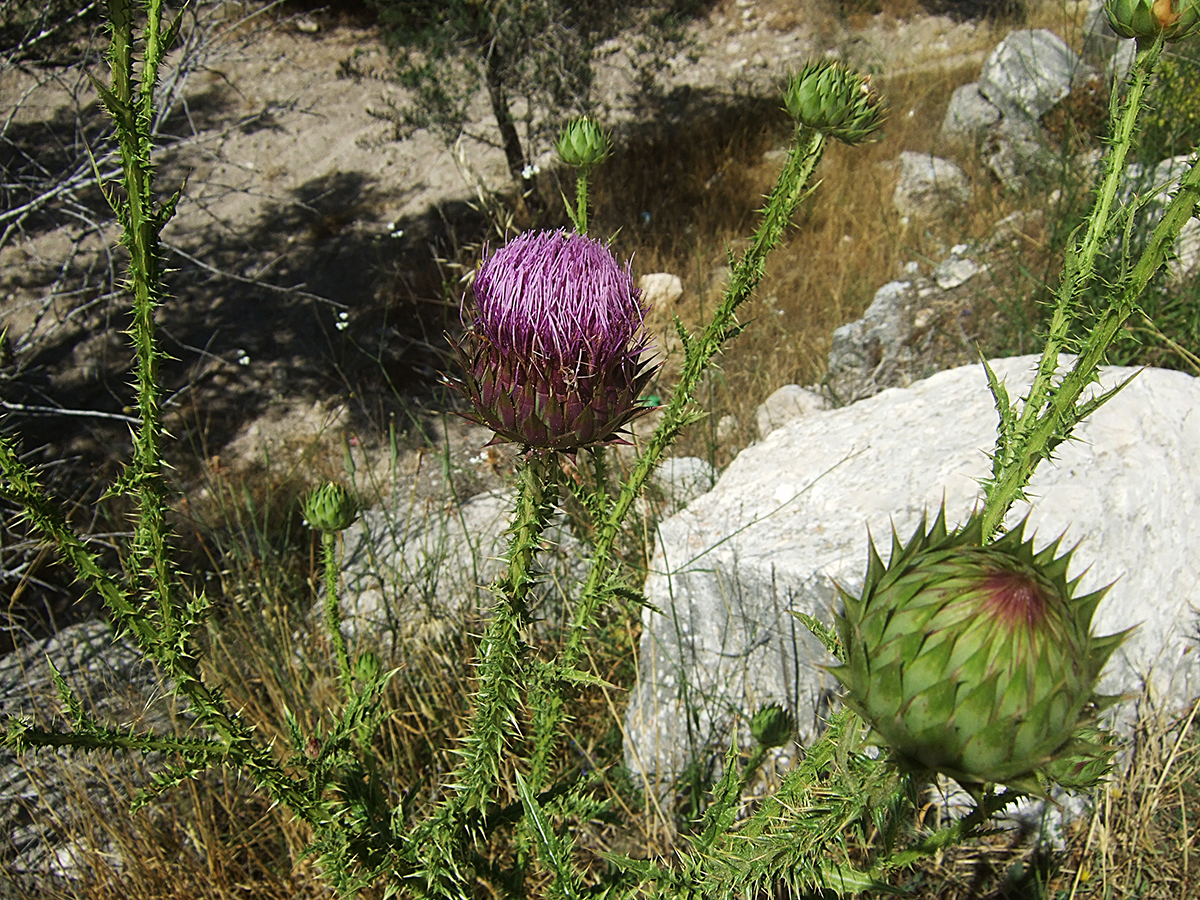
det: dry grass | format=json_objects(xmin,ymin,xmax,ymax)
[{"xmin": 899, "ymin": 699, "xmax": 1200, "ymax": 899}]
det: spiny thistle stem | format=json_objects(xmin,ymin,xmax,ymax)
[
  {"xmin": 322, "ymin": 530, "xmax": 355, "ymax": 702},
  {"xmin": 1, "ymin": 0, "xmax": 330, "ymax": 835},
  {"xmin": 414, "ymin": 453, "xmax": 560, "ymax": 881},
  {"xmin": 100, "ymin": 0, "xmax": 182, "ymax": 637},
  {"xmin": 979, "ymin": 35, "xmax": 1198, "ymax": 540},
  {"xmin": 563, "ymin": 127, "xmax": 828, "ymax": 665},
  {"xmin": 881, "ymin": 787, "xmax": 1019, "ymax": 870},
  {"xmin": 574, "ymin": 167, "xmax": 591, "ymax": 235}
]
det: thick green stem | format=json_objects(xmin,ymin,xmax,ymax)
[
  {"xmin": 104, "ymin": 0, "xmax": 177, "ymax": 636},
  {"xmin": 979, "ymin": 37, "xmax": 1168, "ymax": 540},
  {"xmin": 413, "ymin": 453, "xmax": 560, "ymax": 883},
  {"xmin": 564, "ymin": 127, "xmax": 827, "ymax": 664},
  {"xmin": 980, "ymin": 154, "xmax": 1200, "ymax": 540},
  {"xmin": 575, "ymin": 167, "xmax": 591, "ymax": 235},
  {"xmin": 322, "ymin": 530, "xmax": 354, "ymax": 702},
  {"xmin": 1024, "ymin": 38, "xmax": 1159, "ymax": 414}
]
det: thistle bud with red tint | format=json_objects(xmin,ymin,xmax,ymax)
[{"xmin": 830, "ymin": 510, "xmax": 1130, "ymax": 796}]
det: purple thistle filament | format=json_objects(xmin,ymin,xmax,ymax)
[
  {"xmin": 473, "ymin": 230, "xmax": 647, "ymax": 368},
  {"xmin": 452, "ymin": 230, "xmax": 658, "ymax": 452}
]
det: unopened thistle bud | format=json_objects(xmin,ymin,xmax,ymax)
[
  {"xmin": 750, "ymin": 703, "xmax": 795, "ymax": 749},
  {"xmin": 1105, "ymin": 0, "xmax": 1200, "ymax": 41},
  {"xmin": 449, "ymin": 230, "xmax": 658, "ymax": 453},
  {"xmin": 555, "ymin": 116, "xmax": 612, "ymax": 170},
  {"xmin": 302, "ymin": 483, "xmax": 359, "ymax": 533},
  {"xmin": 830, "ymin": 510, "xmax": 1129, "ymax": 796},
  {"xmin": 785, "ymin": 61, "xmax": 886, "ymax": 145}
]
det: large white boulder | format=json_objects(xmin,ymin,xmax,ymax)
[{"xmin": 624, "ymin": 357, "xmax": 1200, "ymax": 779}]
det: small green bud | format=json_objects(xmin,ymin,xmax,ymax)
[
  {"xmin": 785, "ymin": 61, "xmax": 886, "ymax": 145},
  {"xmin": 1105, "ymin": 0, "xmax": 1200, "ymax": 41},
  {"xmin": 555, "ymin": 116, "xmax": 612, "ymax": 170},
  {"xmin": 354, "ymin": 650, "xmax": 382, "ymax": 685},
  {"xmin": 302, "ymin": 483, "xmax": 358, "ymax": 533},
  {"xmin": 750, "ymin": 703, "xmax": 795, "ymax": 749}
]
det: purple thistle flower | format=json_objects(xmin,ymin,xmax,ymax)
[{"xmin": 451, "ymin": 230, "xmax": 658, "ymax": 452}]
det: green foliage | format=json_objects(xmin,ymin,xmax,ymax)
[
  {"xmin": 979, "ymin": 34, "xmax": 1200, "ymax": 538},
  {"xmin": 1142, "ymin": 47, "xmax": 1200, "ymax": 160},
  {"xmin": 785, "ymin": 60, "xmax": 887, "ymax": 145}
]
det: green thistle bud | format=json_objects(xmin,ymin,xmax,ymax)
[
  {"xmin": 302, "ymin": 483, "xmax": 359, "ymax": 533},
  {"xmin": 785, "ymin": 61, "xmax": 886, "ymax": 145},
  {"xmin": 750, "ymin": 703, "xmax": 795, "ymax": 749},
  {"xmin": 1105, "ymin": 0, "xmax": 1200, "ymax": 41},
  {"xmin": 830, "ymin": 509, "xmax": 1129, "ymax": 795},
  {"xmin": 355, "ymin": 650, "xmax": 382, "ymax": 685},
  {"xmin": 555, "ymin": 116, "xmax": 612, "ymax": 170}
]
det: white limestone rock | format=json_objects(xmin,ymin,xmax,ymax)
[
  {"xmin": 756, "ymin": 384, "xmax": 828, "ymax": 438},
  {"xmin": 624, "ymin": 357, "xmax": 1200, "ymax": 779},
  {"xmin": 978, "ymin": 29, "xmax": 1082, "ymax": 125},
  {"xmin": 339, "ymin": 489, "xmax": 588, "ymax": 651},
  {"xmin": 941, "ymin": 82, "xmax": 1001, "ymax": 144},
  {"xmin": 893, "ymin": 152, "xmax": 970, "ymax": 219},
  {"xmin": 639, "ymin": 272, "xmax": 684, "ymax": 311}
]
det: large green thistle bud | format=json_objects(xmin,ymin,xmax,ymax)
[
  {"xmin": 785, "ymin": 61, "xmax": 886, "ymax": 145},
  {"xmin": 449, "ymin": 230, "xmax": 658, "ymax": 453},
  {"xmin": 1105, "ymin": 0, "xmax": 1200, "ymax": 41},
  {"xmin": 830, "ymin": 510, "xmax": 1129, "ymax": 795},
  {"xmin": 555, "ymin": 116, "xmax": 612, "ymax": 171}
]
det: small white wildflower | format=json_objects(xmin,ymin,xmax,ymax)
[
  {"xmin": 236, "ymin": 350, "xmax": 250, "ymax": 366},
  {"xmin": 336, "ymin": 311, "xmax": 350, "ymax": 331},
  {"xmin": 521, "ymin": 163, "xmax": 540, "ymax": 179}
]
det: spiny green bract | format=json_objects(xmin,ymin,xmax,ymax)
[
  {"xmin": 302, "ymin": 483, "xmax": 359, "ymax": 533},
  {"xmin": 750, "ymin": 703, "xmax": 795, "ymax": 749},
  {"xmin": 1105, "ymin": 0, "xmax": 1200, "ymax": 41},
  {"xmin": 785, "ymin": 61, "xmax": 886, "ymax": 145},
  {"xmin": 555, "ymin": 116, "xmax": 612, "ymax": 170},
  {"xmin": 830, "ymin": 509, "xmax": 1129, "ymax": 796}
]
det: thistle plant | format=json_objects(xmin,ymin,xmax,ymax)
[
  {"xmin": 1, "ymin": 1, "xmax": 1198, "ymax": 896},
  {"xmin": 785, "ymin": 61, "xmax": 887, "ymax": 146},
  {"xmin": 976, "ymin": 28, "xmax": 1200, "ymax": 539},
  {"xmin": 304, "ymin": 483, "xmax": 360, "ymax": 701},
  {"xmin": 1105, "ymin": 0, "xmax": 1200, "ymax": 41}
]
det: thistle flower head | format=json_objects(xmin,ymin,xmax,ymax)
[
  {"xmin": 1105, "ymin": 0, "xmax": 1200, "ymax": 41},
  {"xmin": 830, "ymin": 509, "xmax": 1130, "ymax": 796},
  {"xmin": 451, "ymin": 230, "xmax": 657, "ymax": 452},
  {"xmin": 785, "ymin": 61, "xmax": 886, "ymax": 145},
  {"xmin": 556, "ymin": 116, "xmax": 612, "ymax": 170},
  {"xmin": 302, "ymin": 483, "xmax": 359, "ymax": 533}
]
